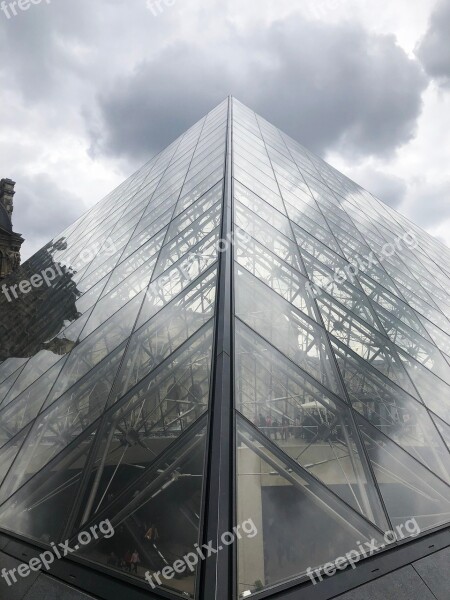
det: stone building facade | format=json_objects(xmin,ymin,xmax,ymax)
[{"xmin": 0, "ymin": 178, "xmax": 24, "ymax": 279}]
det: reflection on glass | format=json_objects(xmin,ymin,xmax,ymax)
[
  {"xmin": 0, "ymin": 239, "xmax": 82, "ymax": 364},
  {"xmin": 75, "ymin": 423, "xmax": 207, "ymax": 599}
]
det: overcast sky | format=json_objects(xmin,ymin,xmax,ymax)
[{"xmin": 1, "ymin": 0, "xmax": 449, "ymax": 259}]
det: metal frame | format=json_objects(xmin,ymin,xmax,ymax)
[{"xmin": 198, "ymin": 95, "xmax": 235, "ymax": 600}]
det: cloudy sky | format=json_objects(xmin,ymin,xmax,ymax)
[{"xmin": 1, "ymin": 0, "xmax": 449, "ymax": 259}]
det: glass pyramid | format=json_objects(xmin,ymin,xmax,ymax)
[{"xmin": 0, "ymin": 97, "xmax": 449, "ymax": 599}]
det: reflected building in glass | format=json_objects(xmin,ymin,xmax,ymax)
[{"xmin": 0, "ymin": 98, "xmax": 449, "ymax": 600}]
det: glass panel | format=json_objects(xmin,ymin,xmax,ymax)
[
  {"xmin": 0, "ymin": 344, "xmax": 126, "ymax": 504},
  {"xmin": 332, "ymin": 340, "xmax": 450, "ymax": 483},
  {"xmin": 81, "ymin": 256, "xmax": 158, "ymax": 339},
  {"xmin": 233, "ymin": 169, "xmax": 285, "ymax": 213},
  {"xmin": 122, "ymin": 212, "xmax": 170, "ymax": 261},
  {"xmin": 235, "ymin": 203, "xmax": 304, "ymax": 273},
  {"xmin": 103, "ymin": 228, "xmax": 167, "ymax": 295},
  {"xmin": 75, "ymin": 249, "xmax": 123, "ymax": 295},
  {"xmin": 111, "ymin": 270, "xmax": 216, "ymax": 405},
  {"xmin": 359, "ymin": 273, "xmax": 433, "ymax": 339},
  {"xmin": 235, "ymin": 265, "xmax": 343, "ymax": 397},
  {"xmin": 75, "ymin": 277, "xmax": 107, "ymax": 315},
  {"xmin": 317, "ymin": 294, "xmax": 417, "ymax": 398},
  {"xmin": 73, "ymin": 325, "xmax": 213, "ymax": 532},
  {"xmin": 420, "ymin": 316, "xmax": 450, "ymax": 360},
  {"xmin": 431, "ymin": 414, "xmax": 450, "ymax": 450},
  {"xmin": 356, "ymin": 415, "xmax": 450, "ymax": 532},
  {"xmin": 234, "ymin": 180, "xmax": 293, "ymax": 240},
  {"xmin": 0, "ymin": 358, "xmax": 68, "ymax": 449},
  {"xmin": 304, "ymin": 259, "xmax": 382, "ymax": 333},
  {"xmin": 396, "ymin": 353, "xmax": 450, "ymax": 423},
  {"xmin": 0, "ymin": 425, "xmax": 31, "ymax": 486},
  {"xmin": 75, "ymin": 423, "xmax": 207, "ymax": 599},
  {"xmin": 286, "ymin": 201, "xmax": 343, "ymax": 254},
  {"xmin": 174, "ymin": 179, "xmax": 223, "ymax": 218},
  {"xmin": 1, "ymin": 351, "xmax": 64, "ymax": 408},
  {"xmin": 0, "ymin": 367, "xmax": 25, "ymax": 407},
  {"xmin": 377, "ymin": 308, "xmax": 450, "ymax": 384},
  {"xmin": 45, "ymin": 292, "xmax": 144, "ymax": 407},
  {"xmin": 236, "ymin": 416, "xmax": 386, "ymax": 597},
  {"xmin": 0, "ymin": 428, "xmax": 96, "ymax": 544},
  {"xmin": 0, "ymin": 358, "xmax": 28, "ymax": 386},
  {"xmin": 235, "ymin": 321, "xmax": 388, "ymax": 526},
  {"xmin": 153, "ymin": 202, "xmax": 222, "ymax": 279},
  {"xmin": 292, "ymin": 222, "xmax": 349, "ymax": 274},
  {"xmin": 167, "ymin": 185, "xmax": 223, "ymax": 244},
  {"xmin": 137, "ymin": 229, "xmax": 219, "ymax": 329},
  {"xmin": 235, "ymin": 231, "xmax": 316, "ymax": 321}
]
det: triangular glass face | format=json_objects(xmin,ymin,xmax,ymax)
[
  {"xmin": 70, "ymin": 323, "xmax": 214, "ymax": 532},
  {"xmin": 74, "ymin": 422, "xmax": 208, "ymax": 599},
  {"xmin": 236, "ymin": 416, "xmax": 386, "ymax": 597},
  {"xmin": 0, "ymin": 423, "xmax": 97, "ymax": 544},
  {"xmin": 355, "ymin": 415, "xmax": 450, "ymax": 532},
  {"xmin": 235, "ymin": 320, "xmax": 388, "ymax": 529}
]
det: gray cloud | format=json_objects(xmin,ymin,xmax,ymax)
[
  {"xmin": 12, "ymin": 174, "xmax": 82, "ymax": 260},
  {"xmin": 85, "ymin": 44, "xmax": 228, "ymax": 162},
  {"xmin": 416, "ymin": 0, "xmax": 450, "ymax": 87},
  {"xmin": 91, "ymin": 16, "xmax": 428, "ymax": 162},
  {"xmin": 0, "ymin": 0, "xmax": 94, "ymax": 103},
  {"xmin": 0, "ymin": 2, "xmax": 441, "ymax": 258}
]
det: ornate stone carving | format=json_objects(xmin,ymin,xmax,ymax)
[{"xmin": 0, "ymin": 178, "xmax": 24, "ymax": 280}]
